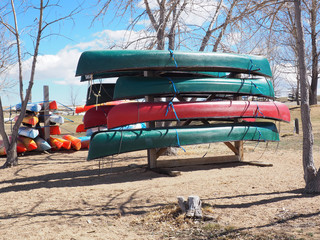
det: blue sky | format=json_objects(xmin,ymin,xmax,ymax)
[{"xmin": 1, "ymin": 1, "xmax": 133, "ymax": 107}]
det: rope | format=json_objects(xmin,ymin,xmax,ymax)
[
  {"xmin": 254, "ymin": 129, "xmax": 264, "ymax": 150},
  {"xmin": 118, "ymin": 130, "xmax": 124, "ymax": 155},
  {"xmin": 88, "ymin": 74, "xmax": 93, "ymax": 100},
  {"xmin": 168, "ymin": 48, "xmax": 178, "ymax": 68},
  {"xmin": 165, "ymin": 101, "xmax": 180, "ymax": 122},
  {"xmin": 56, "ymin": 101, "xmax": 74, "ymax": 111},
  {"xmin": 251, "ymin": 81, "xmax": 265, "ymax": 96},
  {"xmin": 63, "ymin": 116, "xmax": 74, "ymax": 123},
  {"xmin": 174, "ymin": 129, "xmax": 186, "ymax": 152},
  {"xmin": 255, "ymin": 103, "xmax": 265, "ymax": 118},
  {"xmin": 247, "ymin": 58, "xmax": 261, "ymax": 77},
  {"xmin": 202, "ymin": 143, "xmax": 211, "ymax": 158},
  {"xmin": 248, "ymin": 59, "xmax": 253, "ymax": 77},
  {"xmin": 167, "ymin": 78, "xmax": 179, "ymax": 95},
  {"xmin": 95, "ymin": 80, "xmax": 103, "ymax": 107}
]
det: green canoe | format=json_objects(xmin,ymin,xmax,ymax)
[
  {"xmin": 86, "ymin": 83, "xmax": 115, "ymax": 105},
  {"xmin": 76, "ymin": 50, "xmax": 272, "ymax": 79},
  {"xmin": 80, "ymin": 71, "xmax": 227, "ymax": 81},
  {"xmin": 87, "ymin": 122, "xmax": 279, "ymax": 160},
  {"xmin": 113, "ymin": 76, "xmax": 275, "ymax": 100}
]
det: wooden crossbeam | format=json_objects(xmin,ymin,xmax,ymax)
[{"xmin": 156, "ymin": 155, "xmax": 240, "ymax": 168}]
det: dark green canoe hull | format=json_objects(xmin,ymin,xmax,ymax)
[
  {"xmin": 87, "ymin": 122, "xmax": 279, "ymax": 160},
  {"xmin": 113, "ymin": 76, "xmax": 275, "ymax": 100},
  {"xmin": 80, "ymin": 71, "xmax": 227, "ymax": 81},
  {"xmin": 76, "ymin": 50, "xmax": 272, "ymax": 79},
  {"xmin": 86, "ymin": 83, "xmax": 115, "ymax": 105}
]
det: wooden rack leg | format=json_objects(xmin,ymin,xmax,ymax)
[
  {"xmin": 43, "ymin": 85, "xmax": 50, "ymax": 144},
  {"xmin": 145, "ymin": 95, "xmax": 157, "ymax": 169},
  {"xmin": 147, "ymin": 149, "xmax": 157, "ymax": 169},
  {"xmin": 235, "ymin": 141, "xmax": 244, "ymax": 161}
]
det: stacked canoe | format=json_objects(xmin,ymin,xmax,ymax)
[
  {"xmin": 75, "ymin": 101, "xmax": 146, "ymax": 136},
  {"xmin": 75, "ymin": 50, "xmax": 290, "ymax": 161}
]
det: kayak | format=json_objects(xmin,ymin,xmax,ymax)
[
  {"xmin": 87, "ymin": 122, "xmax": 279, "ymax": 160},
  {"xmin": 78, "ymin": 136, "xmax": 90, "ymax": 149},
  {"xmin": 39, "ymin": 100, "xmax": 58, "ymax": 110},
  {"xmin": 0, "ymin": 137, "xmax": 28, "ymax": 155},
  {"xmin": 39, "ymin": 125, "xmax": 61, "ymax": 135},
  {"xmin": 106, "ymin": 100, "xmax": 290, "ymax": 129},
  {"xmin": 18, "ymin": 127, "xmax": 39, "ymax": 139},
  {"xmin": 113, "ymin": 76, "xmax": 275, "ymax": 100},
  {"xmin": 76, "ymin": 124, "xmax": 86, "ymax": 133},
  {"xmin": 76, "ymin": 50, "xmax": 272, "ymax": 79},
  {"xmin": 49, "ymin": 115, "xmax": 64, "ymax": 124},
  {"xmin": 18, "ymin": 136, "xmax": 38, "ymax": 151},
  {"xmin": 16, "ymin": 103, "xmax": 42, "ymax": 113},
  {"xmin": 15, "ymin": 115, "xmax": 39, "ymax": 126},
  {"xmin": 63, "ymin": 135, "xmax": 81, "ymax": 151},
  {"xmin": 34, "ymin": 136, "xmax": 51, "ymax": 151}
]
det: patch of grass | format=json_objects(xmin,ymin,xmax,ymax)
[
  {"xmin": 135, "ymin": 203, "xmax": 297, "ymax": 240},
  {"xmin": 306, "ymin": 232, "xmax": 314, "ymax": 237}
]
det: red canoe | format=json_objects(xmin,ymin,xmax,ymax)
[
  {"xmin": 75, "ymin": 100, "xmax": 127, "ymax": 114},
  {"xmin": 83, "ymin": 105, "xmax": 114, "ymax": 129},
  {"xmin": 107, "ymin": 101, "xmax": 290, "ymax": 129}
]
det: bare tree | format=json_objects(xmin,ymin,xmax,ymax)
[
  {"xmin": 0, "ymin": 25, "xmax": 16, "ymax": 92},
  {"xmin": 70, "ymin": 85, "xmax": 80, "ymax": 113},
  {"xmin": 0, "ymin": 0, "xmax": 80, "ymax": 168},
  {"xmin": 303, "ymin": 0, "xmax": 320, "ymax": 105},
  {"xmin": 294, "ymin": 0, "xmax": 320, "ymax": 192}
]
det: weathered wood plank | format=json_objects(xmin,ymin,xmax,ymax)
[
  {"xmin": 156, "ymin": 155, "xmax": 240, "ymax": 168},
  {"xmin": 146, "ymin": 95, "xmax": 157, "ymax": 169}
]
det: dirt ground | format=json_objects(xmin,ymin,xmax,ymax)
[{"xmin": 1, "ymin": 137, "xmax": 320, "ymax": 240}]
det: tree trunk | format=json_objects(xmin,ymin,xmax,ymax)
[
  {"xmin": 1, "ymin": 142, "xmax": 18, "ymax": 168},
  {"xmin": 199, "ymin": 0, "xmax": 223, "ymax": 51},
  {"xmin": 296, "ymin": 77, "xmax": 300, "ymax": 105},
  {"xmin": 294, "ymin": 0, "xmax": 320, "ymax": 193},
  {"xmin": 309, "ymin": 0, "xmax": 318, "ymax": 105},
  {"xmin": 212, "ymin": 0, "xmax": 238, "ymax": 52},
  {"xmin": 168, "ymin": 1, "xmax": 176, "ymax": 50},
  {"xmin": 157, "ymin": 0, "xmax": 166, "ymax": 50}
]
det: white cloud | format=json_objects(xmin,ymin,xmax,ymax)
[
  {"xmin": 8, "ymin": 47, "xmax": 82, "ymax": 86},
  {"xmin": 93, "ymin": 29, "xmax": 154, "ymax": 49},
  {"xmin": 6, "ymin": 28, "xmax": 150, "ymax": 89},
  {"xmin": 181, "ymin": 0, "xmax": 220, "ymax": 26}
]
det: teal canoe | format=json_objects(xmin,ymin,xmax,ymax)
[
  {"xmin": 87, "ymin": 122, "xmax": 279, "ymax": 160},
  {"xmin": 76, "ymin": 50, "xmax": 272, "ymax": 79},
  {"xmin": 113, "ymin": 76, "xmax": 275, "ymax": 100},
  {"xmin": 80, "ymin": 71, "xmax": 227, "ymax": 81}
]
